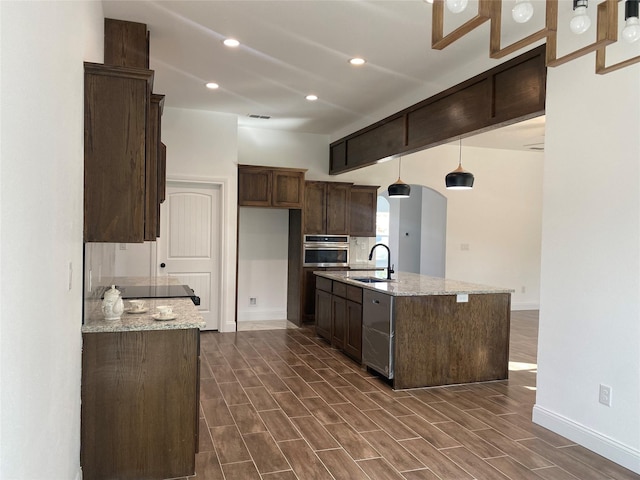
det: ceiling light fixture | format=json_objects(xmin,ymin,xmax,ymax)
[
  {"xmin": 223, "ymin": 38, "xmax": 240, "ymax": 47},
  {"xmin": 205, "ymin": 82, "xmax": 219, "ymax": 89},
  {"xmin": 388, "ymin": 157, "xmax": 411, "ymax": 198},
  {"xmin": 305, "ymin": 94, "xmax": 318, "ymax": 101},
  {"xmin": 569, "ymin": 0, "xmax": 591, "ymax": 35},
  {"xmin": 622, "ymin": 0, "xmax": 640, "ymax": 43},
  {"xmin": 349, "ymin": 57, "xmax": 366, "ymax": 66},
  {"xmin": 446, "ymin": 139, "xmax": 474, "ymax": 190},
  {"xmin": 446, "ymin": 0, "xmax": 468, "ymax": 13},
  {"xmin": 512, "ymin": 0, "xmax": 534, "ymax": 23}
]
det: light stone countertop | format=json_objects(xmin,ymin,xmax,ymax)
[
  {"xmin": 82, "ymin": 276, "xmax": 205, "ymax": 333},
  {"xmin": 315, "ymin": 270, "xmax": 514, "ymax": 297}
]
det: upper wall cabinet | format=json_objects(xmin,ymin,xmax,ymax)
[
  {"xmin": 304, "ymin": 181, "xmax": 352, "ymax": 235},
  {"xmin": 84, "ymin": 19, "xmax": 167, "ymax": 242},
  {"xmin": 349, "ymin": 185, "xmax": 379, "ymax": 237},
  {"xmin": 84, "ymin": 63, "xmax": 154, "ymax": 243},
  {"xmin": 238, "ymin": 165, "xmax": 306, "ymax": 209}
]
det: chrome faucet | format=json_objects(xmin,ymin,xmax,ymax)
[{"xmin": 368, "ymin": 243, "xmax": 394, "ymax": 280}]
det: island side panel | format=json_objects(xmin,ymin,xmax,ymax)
[
  {"xmin": 81, "ymin": 328, "xmax": 199, "ymax": 480},
  {"xmin": 394, "ymin": 293, "xmax": 510, "ymax": 389}
]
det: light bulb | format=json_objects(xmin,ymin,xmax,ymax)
[
  {"xmin": 512, "ymin": 0, "xmax": 534, "ymax": 23},
  {"xmin": 569, "ymin": 6, "xmax": 591, "ymax": 34},
  {"xmin": 622, "ymin": 16, "xmax": 640, "ymax": 43},
  {"xmin": 446, "ymin": 0, "xmax": 468, "ymax": 14}
]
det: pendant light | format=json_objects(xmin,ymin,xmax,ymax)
[
  {"xmin": 622, "ymin": 0, "xmax": 640, "ymax": 43},
  {"xmin": 446, "ymin": 139, "xmax": 474, "ymax": 190},
  {"xmin": 388, "ymin": 157, "xmax": 411, "ymax": 198},
  {"xmin": 569, "ymin": 0, "xmax": 591, "ymax": 35}
]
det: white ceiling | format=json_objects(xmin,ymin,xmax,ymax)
[{"xmin": 102, "ymin": 0, "xmax": 548, "ymax": 151}]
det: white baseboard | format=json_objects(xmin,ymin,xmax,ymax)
[
  {"xmin": 237, "ymin": 309, "xmax": 287, "ymax": 322},
  {"xmin": 511, "ymin": 302, "xmax": 540, "ymax": 311},
  {"xmin": 533, "ymin": 404, "xmax": 640, "ymax": 474}
]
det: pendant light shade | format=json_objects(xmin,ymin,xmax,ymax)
[
  {"xmin": 446, "ymin": 139, "xmax": 474, "ymax": 190},
  {"xmin": 388, "ymin": 157, "xmax": 411, "ymax": 198}
]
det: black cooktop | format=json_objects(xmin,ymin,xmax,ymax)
[{"xmin": 116, "ymin": 284, "xmax": 195, "ymax": 299}]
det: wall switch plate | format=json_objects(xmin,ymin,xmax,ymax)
[
  {"xmin": 249, "ymin": 297, "xmax": 257, "ymax": 306},
  {"xmin": 599, "ymin": 384, "xmax": 612, "ymax": 406},
  {"xmin": 460, "ymin": 243, "xmax": 470, "ymax": 251}
]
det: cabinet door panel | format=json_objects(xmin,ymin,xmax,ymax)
[
  {"xmin": 326, "ymin": 183, "xmax": 351, "ymax": 235},
  {"xmin": 238, "ymin": 167, "xmax": 272, "ymax": 206},
  {"xmin": 84, "ymin": 64, "xmax": 152, "ymax": 242},
  {"xmin": 304, "ymin": 182, "xmax": 327, "ymax": 234},
  {"xmin": 315, "ymin": 289, "xmax": 332, "ymax": 341},
  {"xmin": 331, "ymin": 295, "xmax": 346, "ymax": 350},
  {"xmin": 344, "ymin": 300, "xmax": 362, "ymax": 362},
  {"xmin": 349, "ymin": 186, "xmax": 378, "ymax": 237},
  {"xmin": 272, "ymin": 170, "xmax": 304, "ymax": 208}
]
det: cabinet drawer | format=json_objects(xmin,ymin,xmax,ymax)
[
  {"xmin": 332, "ymin": 281, "xmax": 347, "ymax": 298},
  {"xmin": 346, "ymin": 285, "xmax": 362, "ymax": 304},
  {"xmin": 316, "ymin": 276, "xmax": 332, "ymax": 293}
]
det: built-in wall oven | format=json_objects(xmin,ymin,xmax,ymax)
[{"xmin": 303, "ymin": 234, "xmax": 349, "ymax": 267}]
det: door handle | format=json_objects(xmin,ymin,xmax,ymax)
[{"xmin": 160, "ymin": 263, "xmax": 166, "ymax": 268}]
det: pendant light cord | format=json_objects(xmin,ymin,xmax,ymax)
[{"xmin": 458, "ymin": 138, "xmax": 462, "ymax": 167}]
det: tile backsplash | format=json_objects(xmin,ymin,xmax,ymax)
[
  {"xmin": 349, "ymin": 237, "xmax": 377, "ymax": 265},
  {"xmin": 83, "ymin": 242, "xmax": 116, "ymax": 320}
]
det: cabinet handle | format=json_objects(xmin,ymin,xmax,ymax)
[
  {"xmin": 160, "ymin": 263, "xmax": 166, "ymax": 268},
  {"xmin": 372, "ymin": 299, "xmax": 380, "ymax": 304}
]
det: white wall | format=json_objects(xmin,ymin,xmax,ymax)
[
  {"xmin": 534, "ymin": 54, "xmax": 640, "ymax": 472},
  {"xmin": 0, "ymin": 2, "xmax": 103, "ymax": 478},
  {"xmin": 237, "ymin": 208, "xmax": 289, "ymax": 322},
  {"xmin": 398, "ymin": 146, "xmax": 544, "ymax": 309}
]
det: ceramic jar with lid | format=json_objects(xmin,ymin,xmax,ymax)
[{"xmin": 102, "ymin": 285, "xmax": 124, "ymax": 320}]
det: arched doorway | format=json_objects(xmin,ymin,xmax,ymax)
[{"xmin": 377, "ymin": 185, "xmax": 446, "ymax": 277}]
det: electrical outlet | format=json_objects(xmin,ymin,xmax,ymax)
[
  {"xmin": 460, "ymin": 243, "xmax": 470, "ymax": 251},
  {"xmin": 249, "ymin": 297, "xmax": 257, "ymax": 306},
  {"xmin": 599, "ymin": 384, "xmax": 612, "ymax": 406},
  {"xmin": 119, "ymin": 243, "xmax": 127, "ymax": 250}
]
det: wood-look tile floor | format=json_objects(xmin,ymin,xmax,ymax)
[{"xmin": 178, "ymin": 311, "xmax": 639, "ymax": 480}]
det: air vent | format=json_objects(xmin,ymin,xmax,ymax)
[
  {"xmin": 247, "ymin": 114, "xmax": 271, "ymax": 119},
  {"xmin": 529, "ymin": 146, "xmax": 544, "ymax": 151}
]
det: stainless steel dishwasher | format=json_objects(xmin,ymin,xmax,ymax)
[{"xmin": 362, "ymin": 289, "xmax": 395, "ymax": 379}]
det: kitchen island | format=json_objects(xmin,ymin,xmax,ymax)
[
  {"xmin": 81, "ymin": 279, "xmax": 205, "ymax": 480},
  {"xmin": 315, "ymin": 271, "xmax": 513, "ymax": 389}
]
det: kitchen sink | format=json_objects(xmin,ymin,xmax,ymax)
[{"xmin": 351, "ymin": 277, "xmax": 392, "ymax": 283}]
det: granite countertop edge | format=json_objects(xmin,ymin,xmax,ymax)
[
  {"xmin": 315, "ymin": 271, "xmax": 515, "ymax": 296},
  {"xmin": 83, "ymin": 292, "xmax": 205, "ymax": 333}
]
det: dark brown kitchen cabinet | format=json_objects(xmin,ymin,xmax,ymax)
[
  {"xmin": 146, "ymin": 93, "xmax": 165, "ymax": 240},
  {"xmin": 349, "ymin": 185, "xmax": 379, "ymax": 237},
  {"xmin": 315, "ymin": 282, "xmax": 332, "ymax": 341},
  {"xmin": 314, "ymin": 276, "xmax": 363, "ymax": 362},
  {"xmin": 344, "ymin": 288, "xmax": 363, "ymax": 362},
  {"xmin": 84, "ymin": 62, "xmax": 154, "ymax": 242},
  {"xmin": 238, "ymin": 165, "xmax": 305, "ymax": 208},
  {"xmin": 304, "ymin": 181, "xmax": 352, "ymax": 234},
  {"xmin": 104, "ymin": 18, "xmax": 149, "ymax": 69},
  {"xmin": 81, "ymin": 328, "xmax": 200, "ymax": 480}
]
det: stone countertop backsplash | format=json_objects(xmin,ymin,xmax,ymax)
[
  {"xmin": 315, "ymin": 270, "xmax": 515, "ymax": 297},
  {"xmin": 83, "ymin": 276, "xmax": 205, "ymax": 333}
]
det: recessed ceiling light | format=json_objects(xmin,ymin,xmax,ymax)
[
  {"xmin": 223, "ymin": 38, "xmax": 240, "ymax": 47},
  {"xmin": 349, "ymin": 57, "xmax": 366, "ymax": 66},
  {"xmin": 305, "ymin": 94, "xmax": 318, "ymax": 101},
  {"xmin": 205, "ymin": 82, "xmax": 219, "ymax": 89}
]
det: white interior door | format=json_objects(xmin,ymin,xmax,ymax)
[{"xmin": 157, "ymin": 181, "xmax": 221, "ymax": 330}]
